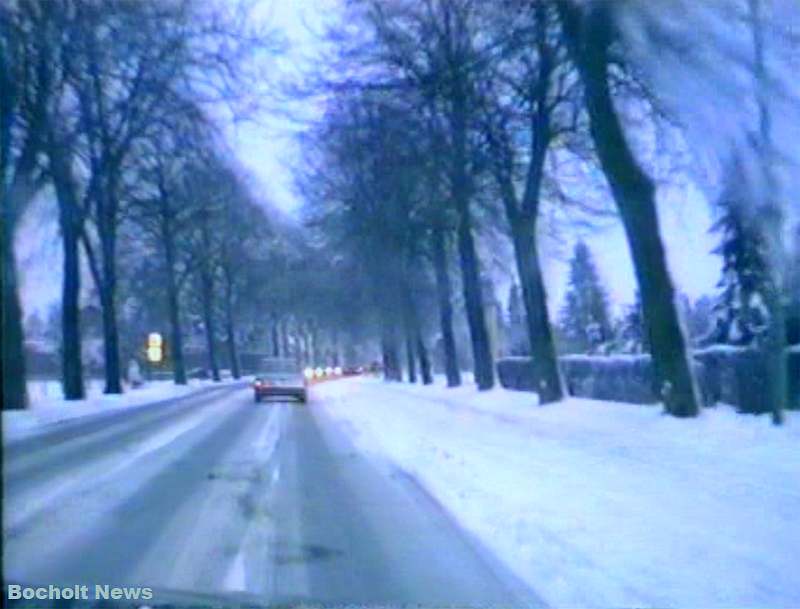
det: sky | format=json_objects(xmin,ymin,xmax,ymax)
[
  {"xmin": 16, "ymin": 0, "xmax": 723, "ymax": 324},
  {"xmin": 534, "ymin": 180, "xmax": 719, "ymax": 317}
]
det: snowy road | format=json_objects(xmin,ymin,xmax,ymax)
[{"xmin": 3, "ymin": 382, "xmax": 537, "ymax": 607}]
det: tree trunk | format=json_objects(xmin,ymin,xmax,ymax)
[
  {"xmin": 1, "ymin": 209, "xmax": 28, "ymax": 409},
  {"xmin": 1, "ymin": 36, "xmax": 49, "ymax": 409},
  {"xmin": 331, "ymin": 329, "xmax": 341, "ymax": 366},
  {"xmin": 98, "ymin": 195, "xmax": 122, "ymax": 394},
  {"xmin": 761, "ymin": 262, "xmax": 786, "ymax": 423},
  {"xmin": 200, "ymin": 269, "xmax": 220, "ymax": 382},
  {"xmin": 432, "ymin": 228, "xmax": 461, "ymax": 387},
  {"xmin": 410, "ymin": 299, "xmax": 433, "ymax": 385},
  {"xmin": 381, "ymin": 324, "xmax": 402, "ymax": 381},
  {"xmin": 455, "ymin": 209, "xmax": 495, "ymax": 389},
  {"xmin": 280, "ymin": 319, "xmax": 290, "ymax": 358},
  {"xmin": 558, "ymin": 1, "xmax": 699, "ymax": 417},
  {"xmin": 512, "ymin": 218, "xmax": 563, "ymax": 403},
  {"xmin": 60, "ymin": 218, "xmax": 84, "ymax": 399},
  {"xmin": 49, "ymin": 140, "xmax": 85, "ymax": 399},
  {"xmin": 405, "ymin": 324, "xmax": 417, "ymax": 383},
  {"xmin": 161, "ymin": 217, "xmax": 186, "ymax": 385},
  {"xmin": 488, "ymin": 23, "xmax": 563, "ymax": 403},
  {"xmin": 300, "ymin": 324, "xmax": 308, "ymax": 364},
  {"xmin": 749, "ymin": 0, "xmax": 786, "ymax": 424},
  {"xmin": 97, "ymin": 181, "xmax": 123, "ymax": 395},
  {"xmin": 225, "ymin": 318, "xmax": 240, "ymax": 379},
  {"xmin": 224, "ymin": 282, "xmax": 241, "ymax": 380},
  {"xmin": 307, "ymin": 322, "xmax": 318, "ymax": 365},
  {"xmin": 271, "ymin": 316, "xmax": 280, "ymax": 357},
  {"xmin": 403, "ymin": 265, "xmax": 431, "ymax": 385},
  {"xmin": 1, "ymin": 150, "xmax": 42, "ymax": 409},
  {"xmin": 416, "ymin": 334, "xmax": 433, "ymax": 384},
  {"xmin": 451, "ymin": 88, "xmax": 494, "ymax": 390},
  {"xmin": 98, "ymin": 279, "xmax": 122, "ymax": 394},
  {"xmin": 294, "ymin": 324, "xmax": 304, "ymax": 365},
  {"xmin": 401, "ymin": 277, "xmax": 418, "ymax": 383},
  {"xmin": 199, "ymin": 213, "xmax": 220, "ymax": 382}
]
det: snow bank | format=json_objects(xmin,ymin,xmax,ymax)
[
  {"xmin": 316, "ymin": 376, "xmax": 800, "ymax": 608},
  {"xmin": 2, "ymin": 377, "xmax": 249, "ymax": 442}
]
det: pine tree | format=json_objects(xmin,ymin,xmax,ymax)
[
  {"xmin": 558, "ymin": 241, "xmax": 612, "ymax": 353},
  {"xmin": 686, "ymin": 295, "xmax": 716, "ymax": 343},
  {"xmin": 708, "ymin": 179, "xmax": 770, "ymax": 346},
  {"xmin": 618, "ymin": 290, "xmax": 649, "ymax": 354}
]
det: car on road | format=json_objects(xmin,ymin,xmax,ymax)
[{"xmin": 253, "ymin": 358, "xmax": 307, "ymax": 403}]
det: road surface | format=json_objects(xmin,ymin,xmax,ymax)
[{"xmin": 3, "ymin": 383, "xmax": 539, "ymax": 607}]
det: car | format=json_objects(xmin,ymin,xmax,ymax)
[{"xmin": 253, "ymin": 358, "xmax": 307, "ymax": 403}]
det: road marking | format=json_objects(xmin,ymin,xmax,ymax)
[
  {"xmin": 219, "ymin": 407, "xmax": 286, "ymax": 595},
  {"xmin": 253, "ymin": 407, "xmax": 283, "ymax": 456},
  {"xmin": 223, "ymin": 550, "xmax": 247, "ymax": 591}
]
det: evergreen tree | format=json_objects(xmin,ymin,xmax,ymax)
[
  {"xmin": 686, "ymin": 295, "xmax": 716, "ymax": 344},
  {"xmin": 618, "ymin": 290, "xmax": 649, "ymax": 354},
  {"xmin": 784, "ymin": 224, "xmax": 800, "ymax": 345},
  {"xmin": 708, "ymin": 178, "xmax": 770, "ymax": 346},
  {"xmin": 558, "ymin": 241, "xmax": 612, "ymax": 353},
  {"xmin": 787, "ymin": 225, "xmax": 800, "ymax": 302}
]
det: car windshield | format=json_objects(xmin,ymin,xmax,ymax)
[{"xmin": 5, "ymin": 1, "xmax": 800, "ymax": 608}]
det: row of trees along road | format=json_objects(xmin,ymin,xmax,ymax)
[
  {"xmin": 296, "ymin": 0, "xmax": 795, "ymax": 423},
  {"xmin": 1, "ymin": 0, "xmax": 282, "ymax": 409},
  {"xmin": 4, "ymin": 1, "xmax": 795, "ymax": 424}
]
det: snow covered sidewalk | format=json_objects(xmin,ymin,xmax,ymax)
[
  {"xmin": 2, "ymin": 377, "xmax": 248, "ymax": 443},
  {"xmin": 315, "ymin": 376, "xmax": 800, "ymax": 608}
]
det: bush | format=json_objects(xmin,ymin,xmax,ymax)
[{"xmin": 560, "ymin": 354, "xmax": 657, "ymax": 404}]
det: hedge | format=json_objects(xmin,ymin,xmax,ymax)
[{"xmin": 497, "ymin": 346, "xmax": 800, "ymax": 412}]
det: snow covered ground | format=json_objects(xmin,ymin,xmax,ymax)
[
  {"xmin": 314, "ymin": 376, "xmax": 800, "ymax": 608},
  {"xmin": 3, "ymin": 377, "xmax": 249, "ymax": 442}
]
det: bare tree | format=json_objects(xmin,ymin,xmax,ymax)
[
  {"xmin": 355, "ymin": 0, "xmax": 496, "ymax": 389},
  {"xmin": 299, "ymin": 91, "xmax": 432, "ymax": 381},
  {"xmin": 474, "ymin": 2, "xmax": 582, "ymax": 403},
  {"xmin": 65, "ymin": 0, "xmax": 272, "ymax": 393},
  {"xmin": 556, "ymin": 0, "xmax": 700, "ymax": 417},
  {"xmin": 430, "ymin": 226, "xmax": 462, "ymax": 386},
  {"xmin": 1, "ymin": 1, "xmax": 56, "ymax": 409},
  {"xmin": 127, "ymin": 119, "xmax": 214, "ymax": 386},
  {"xmin": 47, "ymin": 125, "xmax": 86, "ymax": 399},
  {"xmin": 746, "ymin": 0, "xmax": 786, "ymax": 424}
]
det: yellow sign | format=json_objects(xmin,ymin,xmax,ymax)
[{"xmin": 147, "ymin": 333, "xmax": 163, "ymax": 363}]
